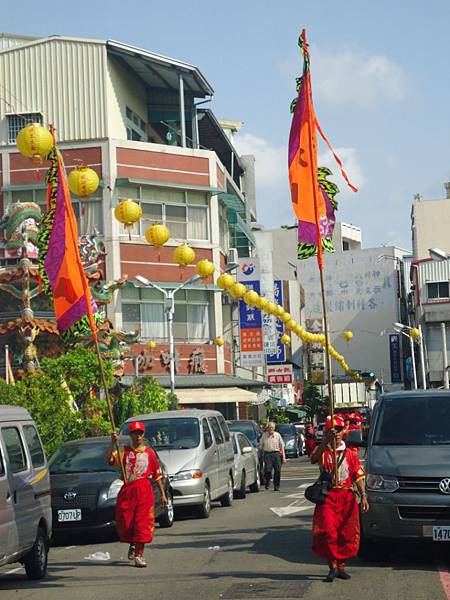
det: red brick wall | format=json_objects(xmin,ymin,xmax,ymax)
[
  {"xmin": 9, "ymin": 147, "xmax": 102, "ymax": 185},
  {"xmin": 125, "ymin": 342, "xmax": 217, "ymax": 375},
  {"xmin": 117, "ymin": 147, "xmax": 210, "ymax": 187},
  {"xmin": 216, "ymin": 165, "xmax": 225, "ymax": 189},
  {"xmin": 120, "ymin": 244, "xmax": 214, "ymax": 283},
  {"xmin": 224, "ymin": 345, "xmax": 232, "ymax": 375}
]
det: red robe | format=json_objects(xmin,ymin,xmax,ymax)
[
  {"xmin": 312, "ymin": 445, "xmax": 365, "ymax": 562},
  {"xmin": 110, "ymin": 446, "xmax": 162, "ymax": 544}
]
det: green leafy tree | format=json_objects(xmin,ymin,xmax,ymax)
[
  {"xmin": 302, "ymin": 380, "xmax": 328, "ymax": 421},
  {"xmin": 114, "ymin": 376, "xmax": 170, "ymax": 428}
]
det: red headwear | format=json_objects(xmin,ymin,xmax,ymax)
[
  {"xmin": 325, "ymin": 415, "xmax": 345, "ymax": 431},
  {"xmin": 129, "ymin": 421, "xmax": 145, "ymax": 434}
]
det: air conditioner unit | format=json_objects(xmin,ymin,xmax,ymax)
[{"xmin": 227, "ymin": 247, "xmax": 238, "ymax": 265}]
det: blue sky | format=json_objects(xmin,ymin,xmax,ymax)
[{"xmin": 4, "ymin": 0, "xmax": 450, "ymax": 249}]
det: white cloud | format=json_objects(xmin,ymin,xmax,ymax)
[
  {"xmin": 234, "ymin": 133, "xmax": 365, "ymax": 226},
  {"xmin": 313, "ymin": 48, "xmax": 407, "ymax": 109},
  {"xmin": 318, "ymin": 146, "xmax": 366, "ymax": 193},
  {"xmin": 234, "ymin": 133, "xmax": 286, "ymax": 187}
]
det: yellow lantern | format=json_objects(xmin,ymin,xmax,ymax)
[
  {"xmin": 243, "ymin": 290, "xmax": 259, "ymax": 306},
  {"xmin": 281, "ymin": 334, "xmax": 291, "ymax": 345},
  {"xmin": 275, "ymin": 305, "xmax": 285, "ymax": 318},
  {"xmin": 280, "ymin": 312, "xmax": 292, "ymax": 323},
  {"xmin": 145, "ymin": 223, "xmax": 170, "ymax": 247},
  {"xmin": 196, "ymin": 259, "xmax": 215, "ymax": 279},
  {"xmin": 229, "ymin": 282, "xmax": 247, "ymax": 299},
  {"xmin": 115, "ymin": 199, "xmax": 142, "ymax": 238},
  {"xmin": 146, "ymin": 341, "xmax": 157, "ymax": 350},
  {"xmin": 265, "ymin": 302, "xmax": 277, "ymax": 315},
  {"xmin": 217, "ymin": 273, "xmax": 235, "ymax": 290},
  {"xmin": 68, "ymin": 166, "xmax": 99, "ymax": 198},
  {"xmin": 410, "ymin": 327, "xmax": 421, "ymax": 339},
  {"xmin": 343, "ymin": 330, "xmax": 354, "ymax": 342},
  {"xmin": 285, "ymin": 319, "xmax": 297, "ymax": 331},
  {"xmin": 173, "ymin": 244, "xmax": 196, "ymax": 267},
  {"xmin": 16, "ymin": 123, "xmax": 54, "ymax": 165},
  {"xmin": 214, "ymin": 336, "xmax": 225, "ymax": 347},
  {"xmin": 257, "ymin": 297, "xmax": 268, "ymax": 311}
]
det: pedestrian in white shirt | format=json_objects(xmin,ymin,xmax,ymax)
[{"xmin": 260, "ymin": 422, "xmax": 286, "ymax": 491}]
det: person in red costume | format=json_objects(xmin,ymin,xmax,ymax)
[
  {"xmin": 311, "ymin": 415, "xmax": 369, "ymax": 582},
  {"xmin": 107, "ymin": 421, "xmax": 168, "ymax": 568},
  {"xmin": 304, "ymin": 422, "xmax": 317, "ymax": 456}
]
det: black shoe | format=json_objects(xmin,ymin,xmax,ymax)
[
  {"xmin": 274, "ymin": 487, "xmax": 280, "ymax": 491},
  {"xmin": 324, "ymin": 568, "xmax": 338, "ymax": 583},
  {"xmin": 265, "ymin": 483, "xmax": 270, "ymax": 490},
  {"xmin": 337, "ymin": 570, "xmax": 351, "ymax": 580}
]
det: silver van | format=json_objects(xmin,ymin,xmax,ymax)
[
  {"xmin": 360, "ymin": 391, "xmax": 450, "ymax": 556},
  {"xmin": 121, "ymin": 409, "xmax": 235, "ymax": 518},
  {"xmin": 0, "ymin": 406, "xmax": 51, "ymax": 579}
]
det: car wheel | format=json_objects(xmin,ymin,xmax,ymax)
[
  {"xmin": 220, "ymin": 475, "xmax": 234, "ymax": 507},
  {"xmin": 24, "ymin": 527, "xmax": 48, "ymax": 580},
  {"xmin": 158, "ymin": 492, "xmax": 174, "ymax": 528},
  {"xmin": 235, "ymin": 471, "xmax": 246, "ymax": 499},
  {"xmin": 249, "ymin": 466, "xmax": 260, "ymax": 493},
  {"xmin": 196, "ymin": 483, "xmax": 211, "ymax": 519}
]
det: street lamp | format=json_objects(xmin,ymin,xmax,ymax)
[
  {"xmin": 393, "ymin": 322, "xmax": 426, "ymax": 390},
  {"xmin": 134, "ymin": 263, "xmax": 238, "ymax": 395}
]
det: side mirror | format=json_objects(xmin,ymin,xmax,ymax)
[
  {"xmin": 346, "ymin": 429, "xmax": 367, "ymax": 448},
  {"xmin": 242, "ymin": 446, "xmax": 253, "ymax": 454}
]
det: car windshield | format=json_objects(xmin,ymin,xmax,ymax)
[
  {"xmin": 277, "ymin": 424, "xmax": 294, "ymax": 436},
  {"xmin": 374, "ymin": 396, "xmax": 450, "ymax": 446},
  {"xmin": 49, "ymin": 442, "xmax": 117, "ymax": 474},
  {"xmin": 138, "ymin": 418, "xmax": 200, "ymax": 450},
  {"xmin": 227, "ymin": 422, "xmax": 257, "ymax": 442}
]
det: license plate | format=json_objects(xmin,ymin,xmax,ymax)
[
  {"xmin": 433, "ymin": 526, "xmax": 450, "ymax": 541},
  {"xmin": 57, "ymin": 509, "xmax": 82, "ymax": 522}
]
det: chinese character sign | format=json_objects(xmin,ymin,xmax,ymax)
[
  {"xmin": 267, "ymin": 364, "xmax": 293, "ymax": 385},
  {"xmin": 389, "ymin": 333, "xmax": 402, "ymax": 383},
  {"xmin": 266, "ymin": 280, "xmax": 286, "ymax": 364},
  {"xmin": 238, "ymin": 259, "xmax": 264, "ymax": 367}
]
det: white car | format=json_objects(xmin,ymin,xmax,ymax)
[{"xmin": 230, "ymin": 432, "xmax": 260, "ymax": 499}]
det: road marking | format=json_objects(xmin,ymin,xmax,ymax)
[
  {"xmin": 270, "ymin": 505, "xmax": 311, "ymax": 517},
  {"xmin": 438, "ymin": 566, "xmax": 450, "ymax": 600}
]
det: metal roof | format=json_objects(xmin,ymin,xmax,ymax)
[
  {"xmin": 152, "ymin": 374, "xmax": 266, "ymax": 389},
  {"xmin": 107, "ymin": 40, "xmax": 214, "ymax": 97}
]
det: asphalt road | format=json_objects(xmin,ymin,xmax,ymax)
[{"xmin": 1, "ymin": 457, "xmax": 450, "ymax": 600}]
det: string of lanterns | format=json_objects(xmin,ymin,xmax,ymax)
[{"xmin": 15, "ymin": 124, "xmax": 358, "ymax": 378}]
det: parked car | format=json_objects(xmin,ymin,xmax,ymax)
[
  {"xmin": 276, "ymin": 423, "xmax": 301, "ymax": 458},
  {"xmin": 49, "ymin": 436, "xmax": 174, "ymax": 537},
  {"xmin": 316, "ymin": 422, "xmax": 325, "ymax": 444},
  {"xmin": 360, "ymin": 391, "xmax": 450, "ymax": 558},
  {"xmin": 121, "ymin": 410, "xmax": 235, "ymax": 519},
  {"xmin": 292, "ymin": 423, "xmax": 306, "ymax": 455},
  {"xmin": 0, "ymin": 406, "xmax": 51, "ymax": 580},
  {"xmin": 227, "ymin": 420, "xmax": 264, "ymax": 479},
  {"xmin": 230, "ymin": 432, "xmax": 260, "ymax": 498}
]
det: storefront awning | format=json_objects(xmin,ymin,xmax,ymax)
[{"xmin": 176, "ymin": 387, "xmax": 259, "ymax": 405}]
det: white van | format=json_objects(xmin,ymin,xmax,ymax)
[{"xmin": 0, "ymin": 406, "xmax": 52, "ymax": 579}]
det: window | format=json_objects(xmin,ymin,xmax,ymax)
[
  {"xmin": 238, "ymin": 434, "xmax": 249, "ymax": 453},
  {"xmin": 0, "ymin": 447, "xmax": 4, "ymax": 476},
  {"xmin": 427, "ymin": 282, "xmax": 449, "ymax": 300},
  {"xmin": 23, "ymin": 425, "xmax": 45, "ymax": 468},
  {"xmin": 217, "ymin": 415, "xmax": 231, "ymax": 442},
  {"xmin": 125, "ymin": 106, "xmax": 147, "ymax": 142},
  {"xmin": 7, "ymin": 112, "xmax": 43, "ymax": 144},
  {"xmin": 208, "ymin": 417, "xmax": 224, "ymax": 444},
  {"xmin": 202, "ymin": 419, "xmax": 213, "ymax": 449},
  {"xmin": 2, "ymin": 427, "xmax": 27, "ymax": 473},
  {"xmin": 121, "ymin": 287, "xmax": 211, "ymax": 342},
  {"xmin": 117, "ymin": 186, "xmax": 209, "ymax": 241}
]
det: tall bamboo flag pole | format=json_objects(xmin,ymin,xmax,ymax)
[
  {"xmin": 39, "ymin": 130, "xmax": 127, "ymax": 483},
  {"xmin": 288, "ymin": 30, "xmax": 358, "ymax": 485}
]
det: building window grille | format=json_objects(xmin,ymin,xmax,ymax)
[
  {"xmin": 427, "ymin": 281, "xmax": 449, "ymax": 300},
  {"xmin": 125, "ymin": 106, "xmax": 146, "ymax": 142},
  {"xmin": 7, "ymin": 112, "xmax": 43, "ymax": 144}
]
